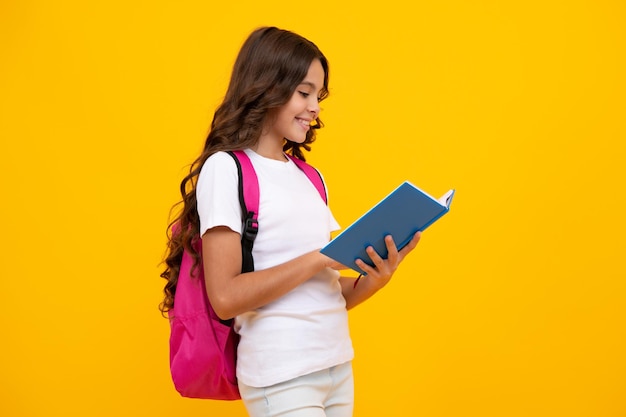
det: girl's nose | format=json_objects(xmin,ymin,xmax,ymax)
[{"xmin": 309, "ymin": 98, "xmax": 320, "ymax": 118}]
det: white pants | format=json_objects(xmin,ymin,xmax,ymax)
[{"xmin": 238, "ymin": 361, "xmax": 354, "ymax": 417}]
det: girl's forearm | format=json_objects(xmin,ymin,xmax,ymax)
[
  {"xmin": 339, "ymin": 275, "xmax": 386, "ymax": 310},
  {"xmin": 208, "ymin": 250, "xmax": 329, "ymax": 320}
]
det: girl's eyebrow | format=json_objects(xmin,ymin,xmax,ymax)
[{"xmin": 299, "ymin": 81, "xmax": 318, "ymax": 89}]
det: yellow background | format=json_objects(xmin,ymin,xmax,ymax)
[{"xmin": 1, "ymin": 1, "xmax": 625, "ymax": 416}]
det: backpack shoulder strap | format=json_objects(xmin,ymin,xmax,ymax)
[
  {"xmin": 227, "ymin": 150, "xmax": 259, "ymax": 273},
  {"xmin": 224, "ymin": 151, "xmax": 327, "ymax": 272},
  {"xmin": 286, "ymin": 155, "xmax": 328, "ymax": 205}
]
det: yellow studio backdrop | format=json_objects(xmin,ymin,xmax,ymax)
[{"xmin": 1, "ymin": 1, "xmax": 624, "ymax": 416}]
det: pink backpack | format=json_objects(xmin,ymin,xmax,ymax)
[{"xmin": 168, "ymin": 150, "xmax": 327, "ymax": 400}]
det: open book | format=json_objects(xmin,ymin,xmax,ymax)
[{"xmin": 321, "ymin": 181, "xmax": 455, "ymax": 275}]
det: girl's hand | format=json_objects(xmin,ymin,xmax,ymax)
[
  {"xmin": 354, "ymin": 232, "xmax": 422, "ymax": 289},
  {"xmin": 329, "ymin": 260, "xmax": 349, "ymax": 270},
  {"xmin": 319, "ymin": 253, "xmax": 349, "ymax": 271}
]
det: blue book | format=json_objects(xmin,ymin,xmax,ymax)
[{"xmin": 321, "ymin": 181, "xmax": 455, "ymax": 275}]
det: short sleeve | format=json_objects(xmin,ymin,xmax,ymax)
[{"xmin": 196, "ymin": 152, "xmax": 243, "ymax": 237}]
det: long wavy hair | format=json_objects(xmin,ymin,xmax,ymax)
[{"xmin": 159, "ymin": 27, "xmax": 330, "ymax": 315}]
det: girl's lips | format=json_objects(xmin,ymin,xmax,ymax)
[{"xmin": 296, "ymin": 118, "xmax": 311, "ymax": 130}]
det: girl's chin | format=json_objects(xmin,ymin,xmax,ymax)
[{"xmin": 285, "ymin": 137, "xmax": 307, "ymax": 144}]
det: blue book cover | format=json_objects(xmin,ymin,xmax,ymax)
[{"xmin": 321, "ymin": 181, "xmax": 455, "ymax": 275}]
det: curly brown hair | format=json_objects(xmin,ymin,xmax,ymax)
[{"xmin": 159, "ymin": 27, "xmax": 330, "ymax": 315}]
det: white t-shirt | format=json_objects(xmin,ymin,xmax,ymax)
[{"xmin": 196, "ymin": 149, "xmax": 354, "ymax": 387}]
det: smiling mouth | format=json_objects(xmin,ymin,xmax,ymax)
[{"xmin": 296, "ymin": 118, "xmax": 312, "ymax": 129}]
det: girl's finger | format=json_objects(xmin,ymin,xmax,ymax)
[
  {"xmin": 365, "ymin": 245, "xmax": 384, "ymax": 267},
  {"xmin": 399, "ymin": 232, "xmax": 422, "ymax": 257},
  {"xmin": 384, "ymin": 235, "xmax": 399, "ymax": 264},
  {"xmin": 355, "ymin": 258, "xmax": 376, "ymax": 276}
]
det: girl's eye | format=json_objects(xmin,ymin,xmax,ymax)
[{"xmin": 299, "ymin": 91, "xmax": 310, "ymax": 98}]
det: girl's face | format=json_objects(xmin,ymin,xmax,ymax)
[{"xmin": 264, "ymin": 59, "xmax": 325, "ymax": 145}]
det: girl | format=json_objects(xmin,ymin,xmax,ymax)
[{"xmin": 161, "ymin": 26, "xmax": 421, "ymax": 417}]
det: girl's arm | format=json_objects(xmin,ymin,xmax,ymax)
[
  {"xmin": 338, "ymin": 232, "xmax": 422, "ymax": 310},
  {"xmin": 202, "ymin": 226, "xmax": 332, "ymax": 320}
]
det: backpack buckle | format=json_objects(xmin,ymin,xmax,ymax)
[{"xmin": 243, "ymin": 217, "xmax": 258, "ymax": 241}]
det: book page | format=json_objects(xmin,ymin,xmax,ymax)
[{"xmin": 438, "ymin": 189, "xmax": 456, "ymax": 207}]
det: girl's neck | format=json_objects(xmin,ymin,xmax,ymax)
[{"xmin": 251, "ymin": 137, "xmax": 287, "ymax": 162}]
